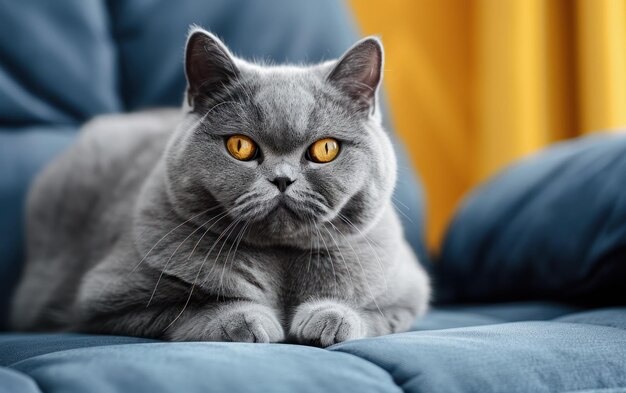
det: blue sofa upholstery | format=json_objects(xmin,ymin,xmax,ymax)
[
  {"xmin": 2, "ymin": 1, "xmax": 625, "ymax": 392},
  {"xmin": 437, "ymin": 134, "xmax": 626, "ymax": 305},
  {"xmin": 2, "ymin": 303, "xmax": 626, "ymax": 393}
]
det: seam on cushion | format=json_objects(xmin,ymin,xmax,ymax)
[
  {"xmin": 0, "ymin": 366, "xmax": 44, "ymax": 393},
  {"xmin": 326, "ymin": 347, "xmax": 407, "ymax": 393},
  {"xmin": 3, "ymin": 338, "xmax": 154, "ymax": 368},
  {"xmin": 7, "ymin": 343, "xmax": 158, "ymax": 369},
  {"xmin": 328, "ymin": 344, "xmax": 411, "ymax": 393}
]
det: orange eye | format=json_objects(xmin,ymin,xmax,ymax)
[
  {"xmin": 308, "ymin": 138, "xmax": 340, "ymax": 163},
  {"xmin": 226, "ymin": 135, "xmax": 257, "ymax": 161}
]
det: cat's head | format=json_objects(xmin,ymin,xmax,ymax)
[{"xmin": 164, "ymin": 27, "xmax": 397, "ymax": 246}]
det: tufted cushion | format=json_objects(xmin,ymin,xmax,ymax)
[{"xmin": 437, "ymin": 133, "xmax": 626, "ymax": 304}]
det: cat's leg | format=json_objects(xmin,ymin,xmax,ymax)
[
  {"xmin": 360, "ymin": 262, "xmax": 431, "ymax": 336},
  {"xmin": 289, "ymin": 299, "xmax": 367, "ymax": 347},
  {"xmin": 77, "ymin": 290, "xmax": 285, "ymax": 342},
  {"xmin": 74, "ymin": 248, "xmax": 285, "ymax": 342},
  {"xmin": 289, "ymin": 296, "xmax": 426, "ymax": 346},
  {"xmin": 288, "ymin": 252, "xmax": 429, "ymax": 346},
  {"xmin": 167, "ymin": 301, "xmax": 284, "ymax": 343},
  {"xmin": 360, "ymin": 304, "xmax": 423, "ymax": 336}
]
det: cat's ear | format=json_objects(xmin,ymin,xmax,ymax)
[
  {"xmin": 185, "ymin": 28, "xmax": 239, "ymax": 107},
  {"xmin": 327, "ymin": 37, "xmax": 383, "ymax": 114}
]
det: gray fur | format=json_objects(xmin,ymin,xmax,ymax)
[{"xmin": 11, "ymin": 28, "xmax": 430, "ymax": 346}]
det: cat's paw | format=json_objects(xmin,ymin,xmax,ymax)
[
  {"xmin": 289, "ymin": 300, "xmax": 366, "ymax": 347},
  {"xmin": 205, "ymin": 303, "xmax": 284, "ymax": 343},
  {"xmin": 168, "ymin": 303, "xmax": 284, "ymax": 343}
]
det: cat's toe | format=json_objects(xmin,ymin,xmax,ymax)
[
  {"xmin": 290, "ymin": 301, "xmax": 366, "ymax": 347},
  {"xmin": 197, "ymin": 303, "xmax": 285, "ymax": 343},
  {"xmin": 207, "ymin": 303, "xmax": 284, "ymax": 343}
]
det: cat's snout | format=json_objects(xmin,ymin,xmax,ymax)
[{"xmin": 269, "ymin": 176, "xmax": 295, "ymax": 192}]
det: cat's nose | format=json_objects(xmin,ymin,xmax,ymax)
[{"xmin": 269, "ymin": 176, "xmax": 295, "ymax": 192}]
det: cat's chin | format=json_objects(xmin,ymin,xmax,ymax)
[
  {"xmin": 242, "ymin": 207, "xmax": 312, "ymax": 247},
  {"xmin": 260, "ymin": 205, "xmax": 304, "ymax": 233}
]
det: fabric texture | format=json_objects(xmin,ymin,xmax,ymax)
[
  {"xmin": 438, "ymin": 133, "xmax": 626, "ymax": 304},
  {"xmin": 2, "ymin": 303, "xmax": 626, "ymax": 393}
]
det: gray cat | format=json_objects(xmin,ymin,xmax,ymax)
[{"xmin": 11, "ymin": 28, "xmax": 430, "ymax": 347}]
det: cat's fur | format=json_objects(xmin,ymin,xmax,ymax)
[{"xmin": 11, "ymin": 28, "xmax": 430, "ymax": 346}]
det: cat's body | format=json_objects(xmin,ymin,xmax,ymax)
[{"xmin": 11, "ymin": 30, "xmax": 429, "ymax": 346}]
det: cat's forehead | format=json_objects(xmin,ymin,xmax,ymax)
[
  {"xmin": 246, "ymin": 70, "xmax": 347, "ymax": 150},
  {"xmin": 254, "ymin": 73, "xmax": 317, "ymax": 133}
]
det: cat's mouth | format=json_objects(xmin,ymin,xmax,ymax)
[{"xmin": 270, "ymin": 197, "xmax": 301, "ymax": 219}]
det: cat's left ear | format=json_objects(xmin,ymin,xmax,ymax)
[
  {"xmin": 327, "ymin": 37, "xmax": 383, "ymax": 115},
  {"xmin": 184, "ymin": 27, "xmax": 239, "ymax": 108}
]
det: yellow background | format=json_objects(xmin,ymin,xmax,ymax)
[{"xmin": 350, "ymin": 0, "xmax": 626, "ymax": 249}]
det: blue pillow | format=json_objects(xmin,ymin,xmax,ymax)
[
  {"xmin": 0, "ymin": 0, "xmax": 120, "ymax": 125},
  {"xmin": 437, "ymin": 133, "xmax": 626, "ymax": 304}
]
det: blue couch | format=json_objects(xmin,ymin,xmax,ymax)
[{"xmin": 2, "ymin": 1, "xmax": 625, "ymax": 392}]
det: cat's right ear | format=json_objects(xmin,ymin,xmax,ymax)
[{"xmin": 185, "ymin": 28, "xmax": 239, "ymax": 108}]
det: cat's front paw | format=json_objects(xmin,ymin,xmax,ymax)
[
  {"xmin": 289, "ymin": 300, "xmax": 366, "ymax": 347},
  {"xmin": 207, "ymin": 303, "xmax": 285, "ymax": 343},
  {"xmin": 169, "ymin": 302, "xmax": 285, "ymax": 343}
]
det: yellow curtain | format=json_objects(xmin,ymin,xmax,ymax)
[{"xmin": 349, "ymin": 0, "xmax": 626, "ymax": 250}]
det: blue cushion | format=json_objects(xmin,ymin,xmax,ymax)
[
  {"xmin": 332, "ymin": 320, "xmax": 626, "ymax": 393},
  {"xmin": 0, "ymin": 0, "xmax": 120, "ymax": 125},
  {"xmin": 2, "ymin": 304, "xmax": 625, "ymax": 393},
  {"xmin": 415, "ymin": 301, "xmax": 582, "ymax": 330},
  {"xmin": 0, "ymin": 334, "xmax": 153, "ymax": 367},
  {"xmin": 437, "ymin": 133, "xmax": 626, "ymax": 304},
  {"xmin": 108, "ymin": 0, "xmax": 358, "ymax": 110},
  {"xmin": 7, "ymin": 342, "xmax": 400, "ymax": 393},
  {"xmin": 0, "ymin": 302, "xmax": 575, "ymax": 366},
  {"xmin": 554, "ymin": 307, "xmax": 626, "ymax": 330}
]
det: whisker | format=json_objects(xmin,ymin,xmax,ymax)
[
  {"xmin": 162, "ymin": 213, "xmax": 240, "ymax": 332},
  {"xmin": 131, "ymin": 206, "xmax": 217, "ymax": 274},
  {"xmin": 233, "ymin": 191, "xmax": 262, "ymax": 207},
  {"xmin": 322, "ymin": 225, "xmax": 354, "ymax": 289},
  {"xmin": 214, "ymin": 218, "xmax": 244, "ymax": 301},
  {"xmin": 391, "ymin": 195, "xmax": 410, "ymax": 211},
  {"xmin": 391, "ymin": 200, "xmax": 414, "ymax": 224},
  {"xmin": 306, "ymin": 215, "xmax": 315, "ymax": 275},
  {"xmin": 186, "ymin": 210, "xmax": 231, "ymax": 261},
  {"xmin": 327, "ymin": 220, "xmax": 385, "ymax": 319},
  {"xmin": 338, "ymin": 213, "xmax": 388, "ymax": 292},
  {"xmin": 313, "ymin": 219, "xmax": 337, "ymax": 286},
  {"xmin": 146, "ymin": 210, "xmax": 230, "ymax": 307},
  {"xmin": 225, "ymin": 219, "xmax": 252, "ymax": 285}
]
